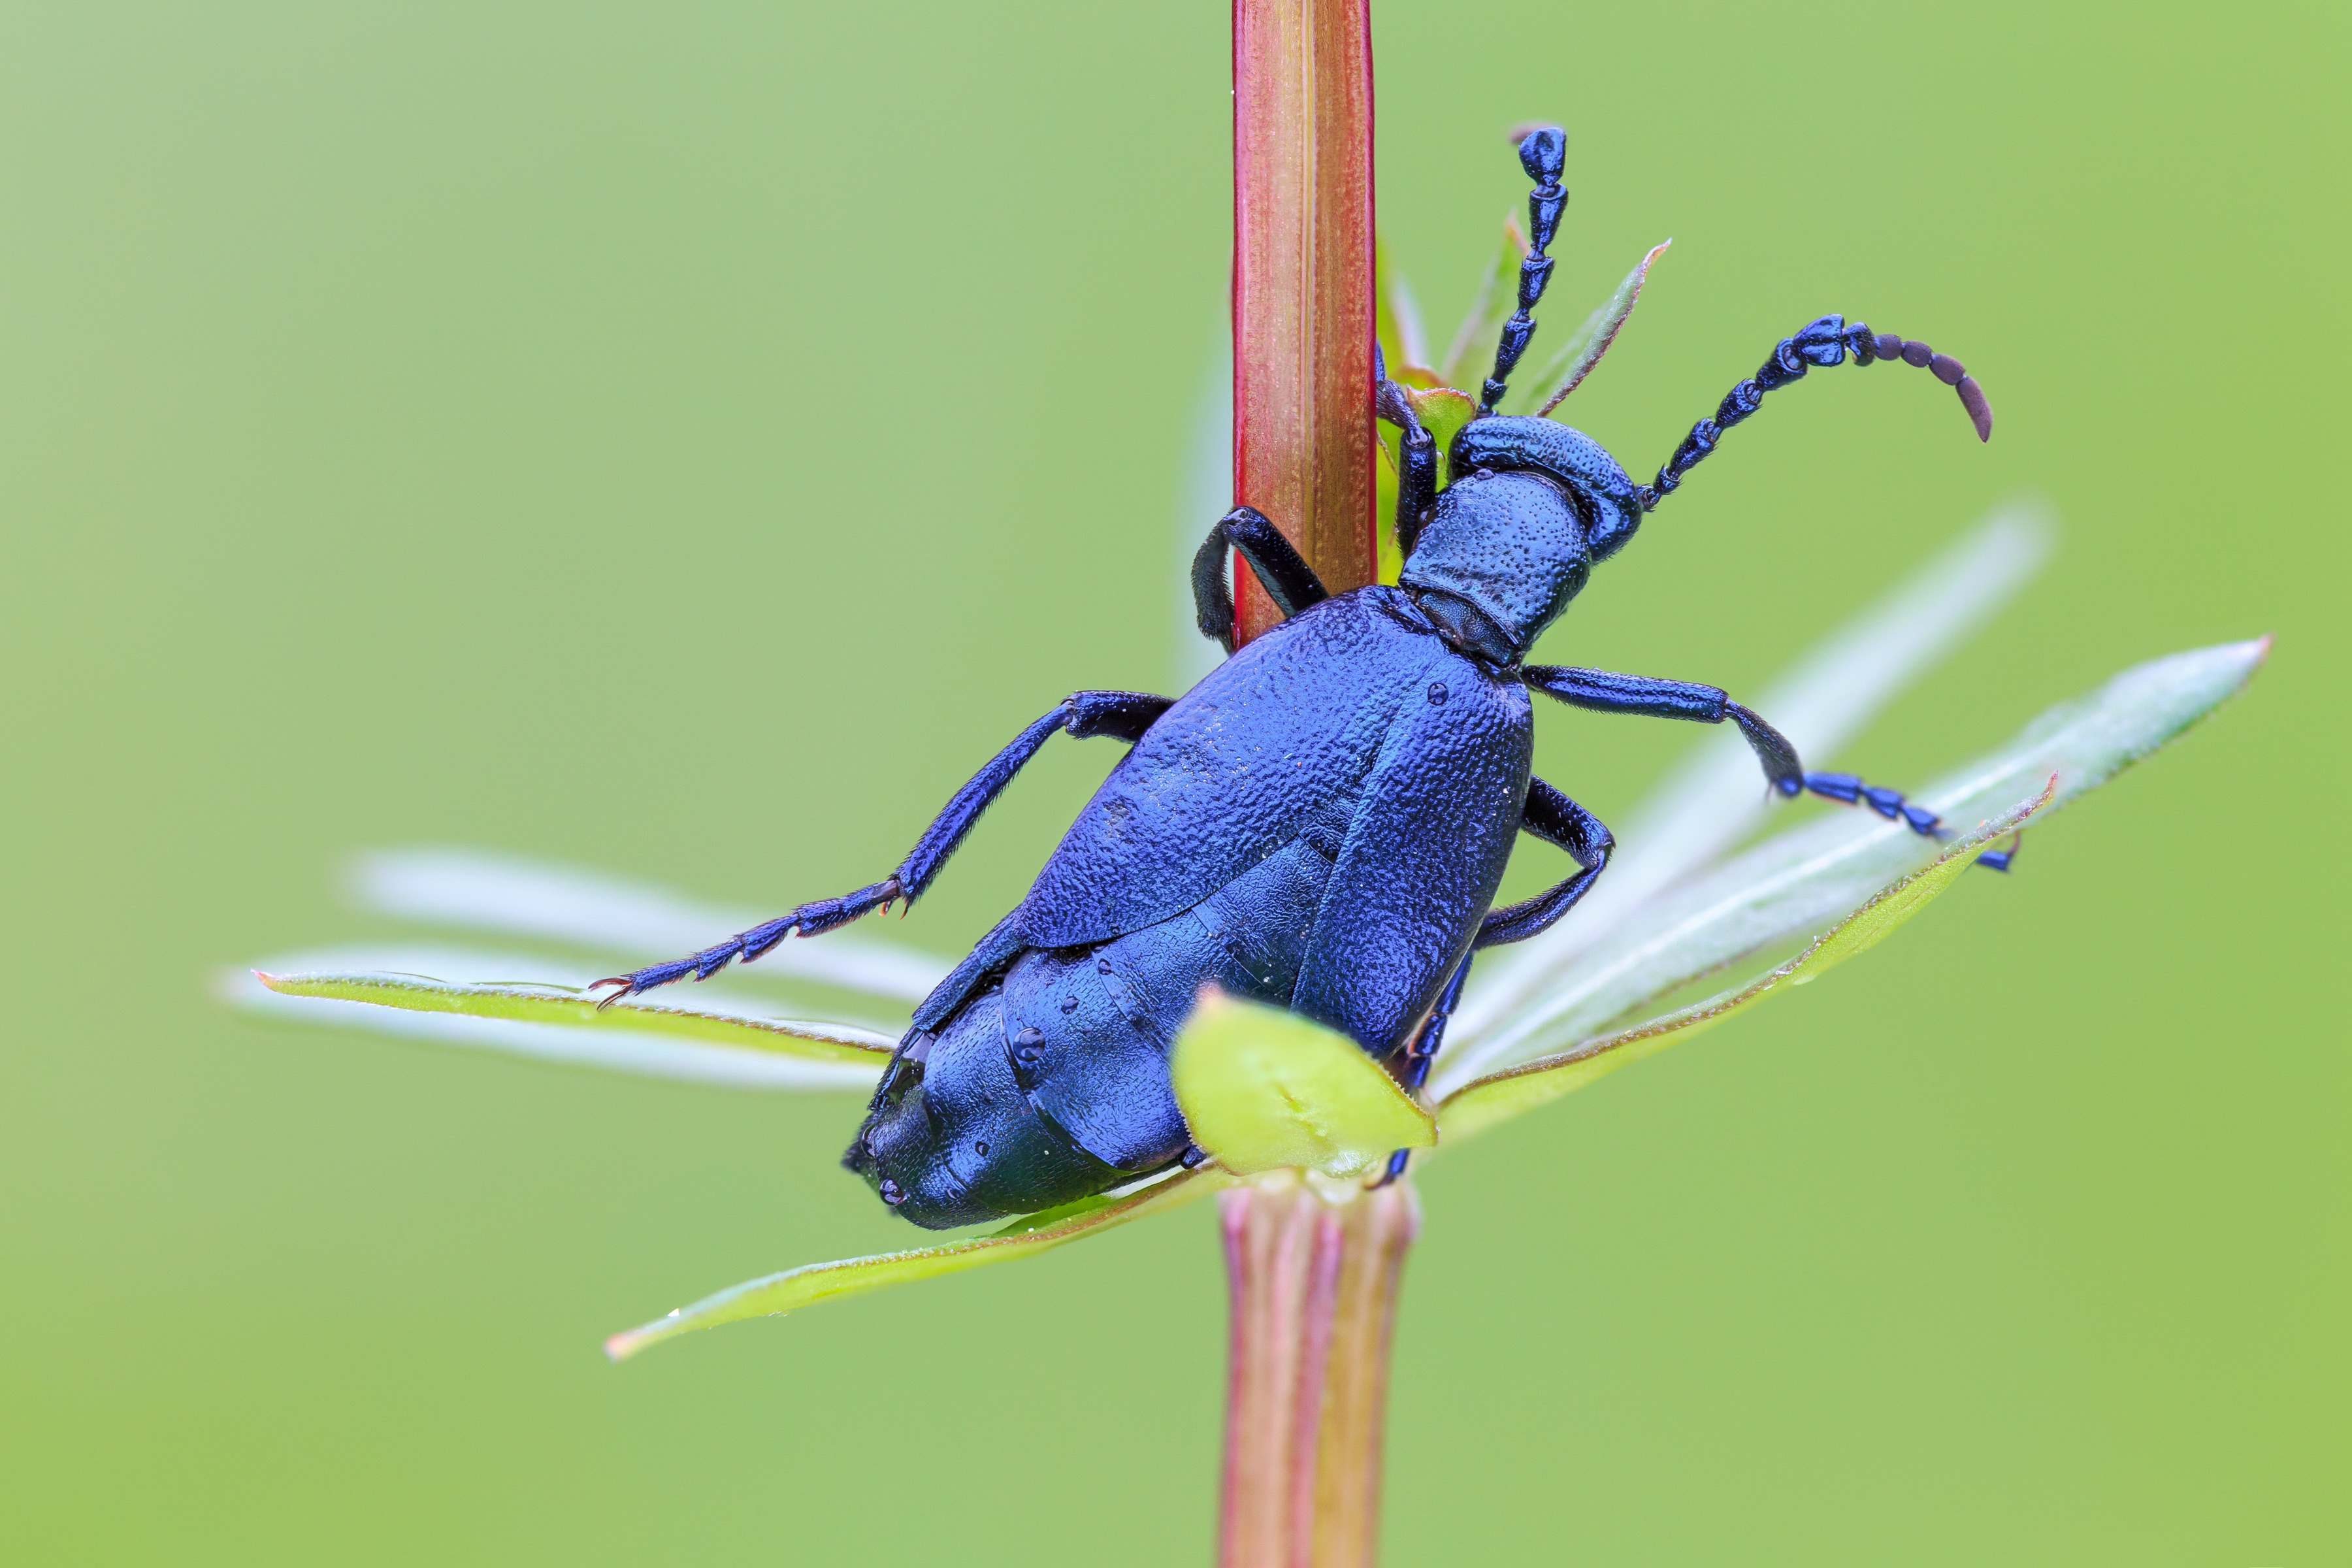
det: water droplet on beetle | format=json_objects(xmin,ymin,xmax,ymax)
[
  {"xmin": 1097, "ymin": 957, "xmax": 1113, "ymax": 974},
  {"xmin": 1013, "ymin": 1025, "xmax": 1045, "ymax": 1046},
  {"xmin": 975, "ymin": 1140, "xmax": 990, "ymax": 1156},
  {"xmin": 878, "ymin": 1177, "xmax": 906, "ymax": 1204},
  {"xmin": 1060, "ymin": 995, "xmax": 1079, "ymax": 1013},
  {"xmin": 1427, "ymin": 681, "xmax": 1448, "ymax": 705}
]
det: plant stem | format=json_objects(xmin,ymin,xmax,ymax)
[
  {"xmin": 1220, "ymin": 6, "xmax": 1397, "ymax": 1559},
  {"xmin": 1231, "ymin": 0, "xmax": 1378, "ymax": 648},
  {"xmin": 1218, "ymin": 1173, "xmax": 1420, "ymax": 1568}
]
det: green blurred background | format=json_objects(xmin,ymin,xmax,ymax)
[{"xmin": 3, "ymin": 1, "xmax": 2343, "ymax": 1561}]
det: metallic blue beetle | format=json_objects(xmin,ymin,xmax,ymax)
[{"xmin": 593, "ymin": 128, "xmax": 2003, "ymax": 1228}]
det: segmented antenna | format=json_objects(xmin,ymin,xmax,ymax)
[
  {"xmin": 1477, "ymin": 126, "xmax": 1567, "ymax": 417},
  {"xmin": 1637, "ymin": 317, "xmax": 1995, "ymax": 510}
]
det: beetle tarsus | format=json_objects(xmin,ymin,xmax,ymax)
[
  {"xmin": 1792, "ymin": 770, "xmax": 1950, "ymax": 840},
  {"xmin": 1976, "ymin": 830, "xmax": 2025, "ymax": 872}
]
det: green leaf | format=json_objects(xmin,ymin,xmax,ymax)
[
  {"xmin": 1437, "ymin": 214, "xmax": 1527, "ymax": 389},
  {"xmin": 1433, "ymin": 638, "xmax": 2270, "ymax": 1096},
  {"xmin": 1517, "ymin": 240, "xmax": 1670, "ymax": 416},
  {"xmin": 1406, "ymin": 384, "xmax": 1478, "ymax": 466},
  {"xmin": 1375, "ymin": 431, "xmax": 1405, "ymax": 585},
  {"xmin": 603, "ymin": 1167, "xmax": 1224, "ymax": 1361},
  {"xmin": 255, "ymin": 969, "xmax": 894, "ymax": 1067},
  {"xmin": 1170, "ymin": 990, "xmax": 1435, "ymax": 1177},
  {"xmin": 1436, "ymin": 786, "xmax": 2046, "ymax": 1141}
]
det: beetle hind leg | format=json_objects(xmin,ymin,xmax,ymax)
[{"xmin": 1474, "ymin": 778, "xmax": 1613, "ymax": 949}]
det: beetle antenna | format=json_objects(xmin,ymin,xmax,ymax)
[
  {"xmin": 1475, "ymin": 126, "xmax": 1567, "ymax": 417},
  {"xmin": 1638, "ymin": 318, "xmax": 1993, "ymax": 508}
]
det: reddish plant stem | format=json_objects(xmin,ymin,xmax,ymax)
[
  {"xmin": 1218, "ymin": 1175, "xmax": 1420, "ymax": 1568},
  {"xmin": 1231, "ymin": 0, "xmax": 1379, "ymax": 648},
  {"xmin": 1220, "ymin": 7, "xmax": 1398, "ymax": 1560}
]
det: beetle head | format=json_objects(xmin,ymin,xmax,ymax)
[{"xmin": 1398, "ymin": 416, "xmax": 1644, "ymax": 663}]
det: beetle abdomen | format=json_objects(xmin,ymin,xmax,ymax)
[
  {"xmin": 1009, "ymin": 837, "xmax": 1329, "ymax": 1167},
  {"xmin": 848, "ymin": 837, "xmax": 1332, "ymax": 1228},
  {"xmin": 850, "ymin": 987, "xmax": 1124, "ymax": 1230}
]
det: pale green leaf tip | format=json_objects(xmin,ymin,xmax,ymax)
[
  {"xmin": 1171, "ymin": 989, "xmax": 1433, "ymax": 1177},
  {"xmin": 1528, "ymin": 238, "xmax": 1671, "ymax": 417}
]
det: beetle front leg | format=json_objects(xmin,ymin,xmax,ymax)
[
  {"xmin": 590, "ymin": 689, "xmax": 1173, "ymax": 1002},
  {"xmin": 1522, "ymin": 664, "xmax": 2010, "ymax": 865},
  {"xmin": 1190, "ymin": 506, "xmax": 1330, "ymax": 655},
  {"xmin": 1375, "ymin": 345, "xmax": 1437, "ymax": 559}
]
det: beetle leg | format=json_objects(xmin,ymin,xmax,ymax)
[
  {"xmin": 1975, "ymin": 830, "xmax": 2025, "ymax": 873},
  {"xmin": 590, "ymin": 691, "xmax": 1174, "ymax": 1003},
  {"xmin": 1520, "ymin": 666, "xmax": 2001, "ymax": 862},
  {"xmin": 1374, "ymin": 950, "xmax": 1478, "ymax": 1187},
  {"xmin": 1375, "ymin": 346, "xmax": 1437, "ymax": 560},
  {"xmin": 1475, "ymin": 777, "xmax": 1613, "ymax": 949},
  {"xmin": 1190, "ymin": 506, "xmax": 1330, "ymax": 655},
  {"xmin": 1524, "ymin": 663, "xmax": 1803, "ymax": 793}
]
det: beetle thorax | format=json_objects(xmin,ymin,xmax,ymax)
[{"xmin": 1399, "ymin": 469, "xmax": 1591, "ymax": 664}]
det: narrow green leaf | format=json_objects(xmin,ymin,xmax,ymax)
[
  {"xmin": 1518, "ymin": 240, "xmax": 1671, "ymax": 416},
  {"xmin": 1171, "ymin": 990, "xmax": 1435, "ymax": 1177},
  {"xmin": 255, "ymin": 970, "xmax": 894, "ymax": 1066},
  {"xmin": 1436, "ymin": 786, "xmax": 2048, "ymax": 1141},
  {"xmin": 1435, "ymin": 638, "xmax": 2270, "ymax": 1093},
  {"xmin": 604, "ymin": 1167, "xmax": 1224, "ymax": 1360},
  {"xmin": 1437, "ymin": 214, "xmax": 1527, "ymax": 389}
]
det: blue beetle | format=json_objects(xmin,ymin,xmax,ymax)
[{"xmin": 593, "ymin": 127, "xmax": 2003, "ymax": 1228}]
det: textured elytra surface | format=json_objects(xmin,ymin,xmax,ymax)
[{"xmin": 1015, "ymin": 587, "xmax": 1513, "ymax": 954}]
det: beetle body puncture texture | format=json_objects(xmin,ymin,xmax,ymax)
[{"xmin": 596, "ymin": 127, "xmax": 2004, "ymax": 1226}]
